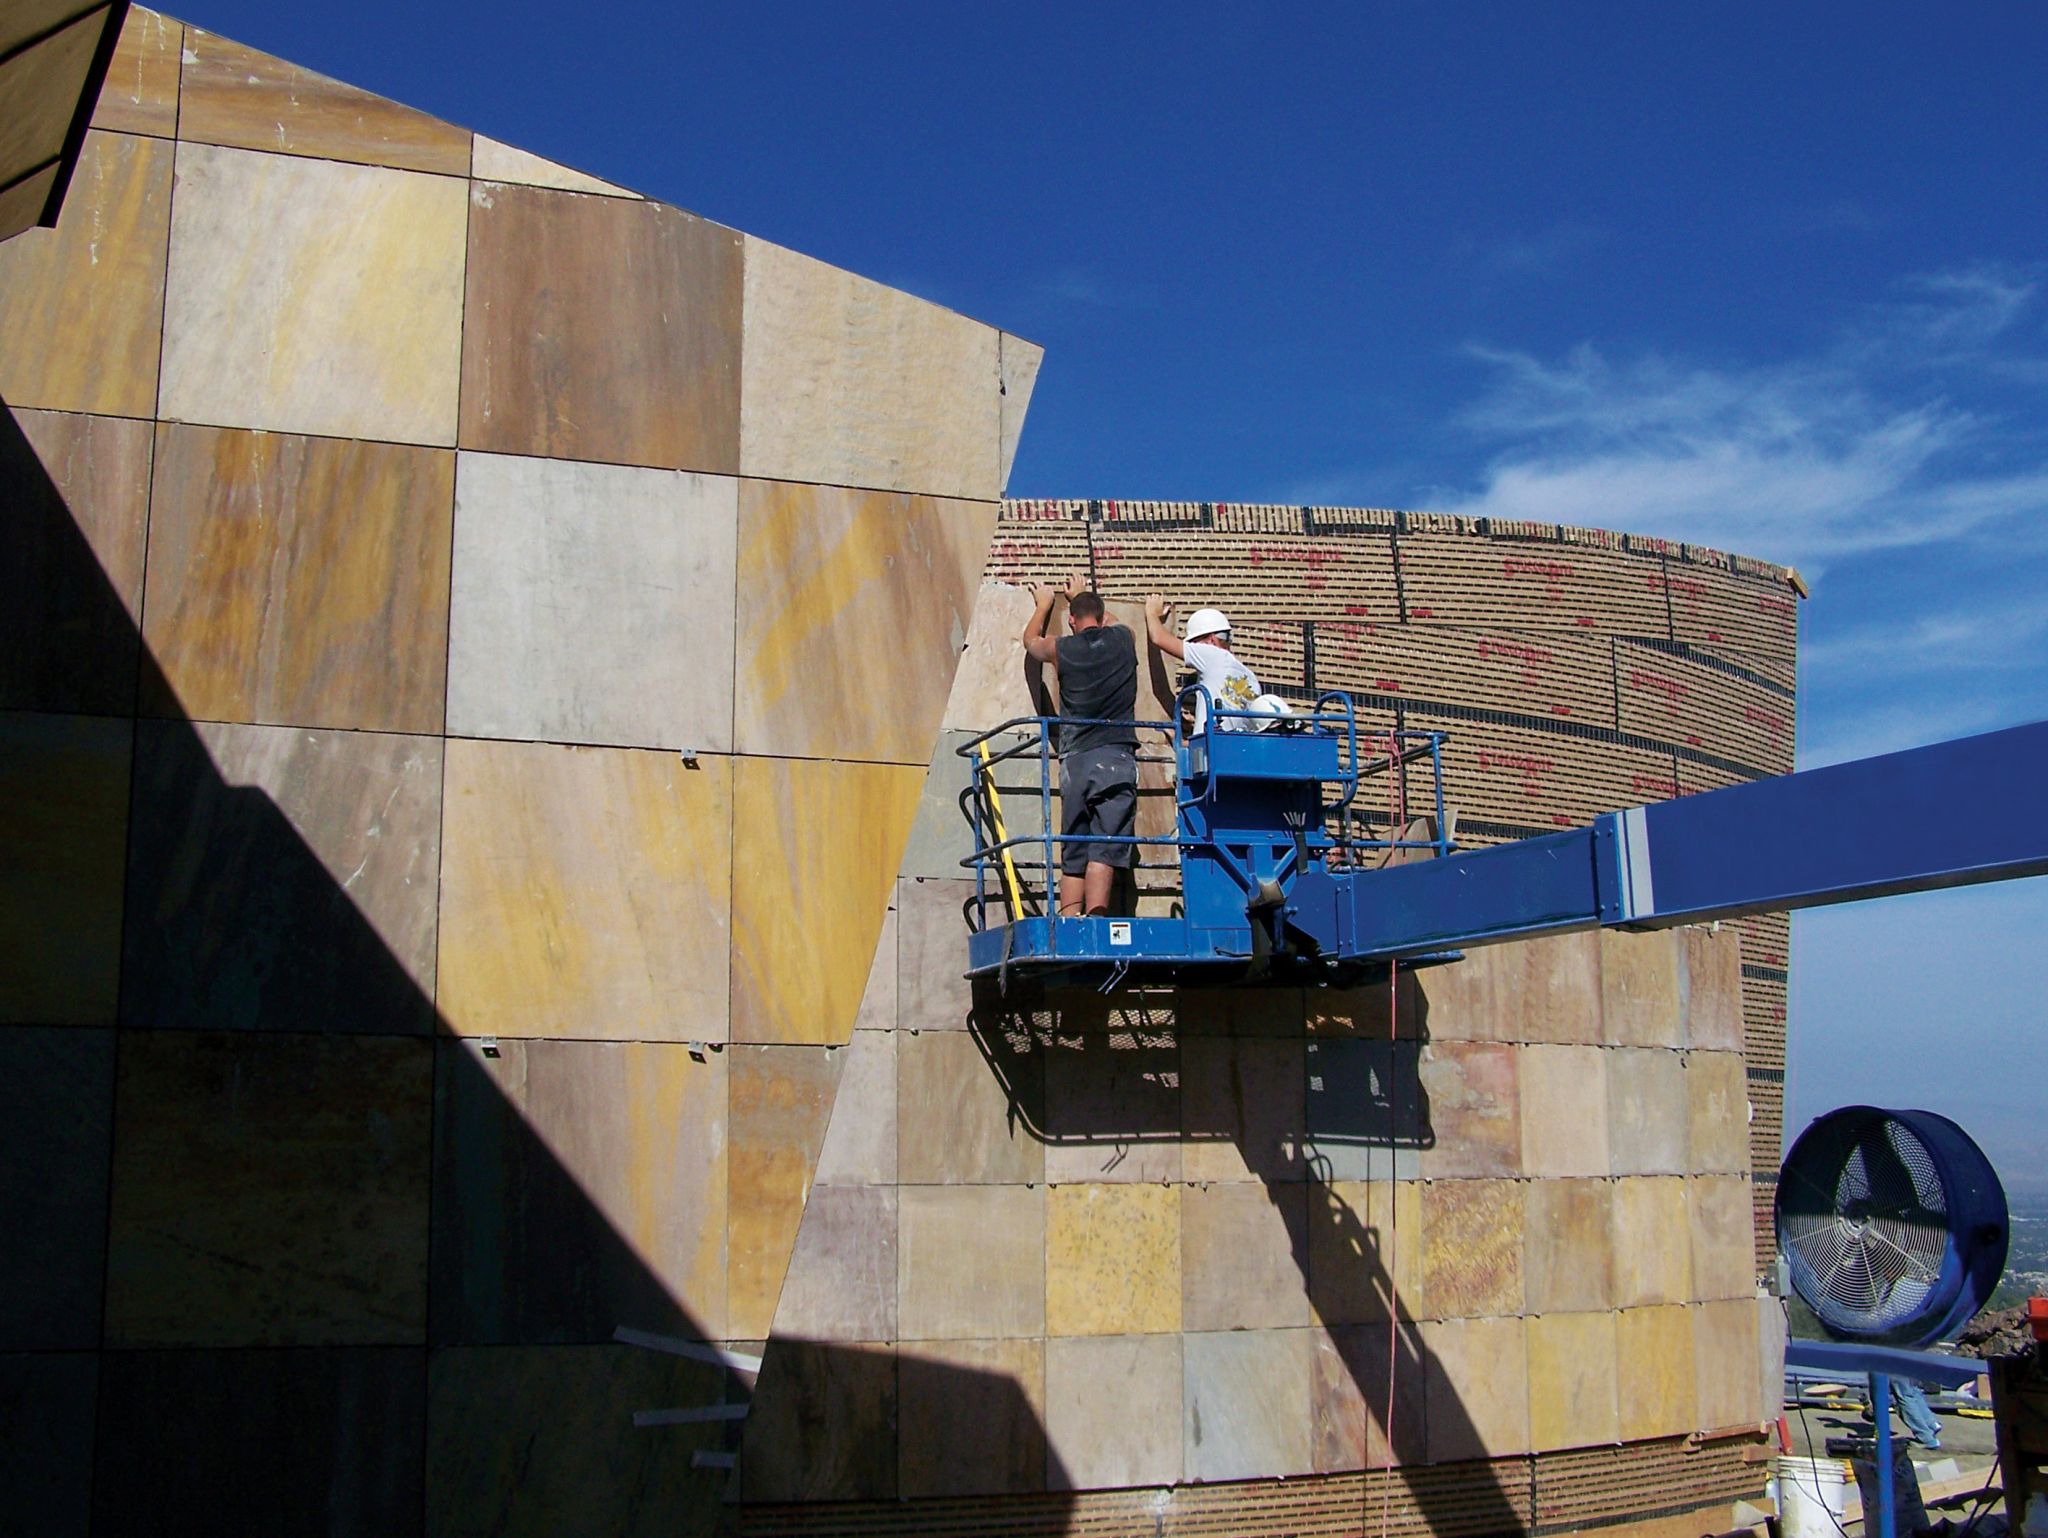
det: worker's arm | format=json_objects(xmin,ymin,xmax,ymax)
[
  {"xmin": 1144, "ymin": 594, "xmax": 1184, "ymax": 659},
  {"xmin": 1022, "ymin": 583, "xmax": 1061, "ymax": 664}
]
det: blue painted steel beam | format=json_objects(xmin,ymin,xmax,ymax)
[
  {"xmin": 1342, "ymin": 720, "xmax": 2048, "ymax": 960},
  {"xmin": 1783, "ymin": 1339, "xmax": 1983, "ymax": 1390}
]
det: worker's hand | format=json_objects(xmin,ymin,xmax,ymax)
[
  {"xmin": 1145, "ymin": 593, "xmax": 1171, "ymax": 622},
  {"xmin": 1065, "ymin": 571, "xmax": 1088, "ymax": 599},
  {"xmin": 1030, "ymin": 582, "xmax": 1061, "ymax": 608}
]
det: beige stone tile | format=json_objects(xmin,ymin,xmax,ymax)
[
  {"xmin": 1523, "ymin": 1178, "xmax": 1614, "ymax": 1314},
  {"xmin": 1527, "ymin": 1310, "xmax": 1620, "ymax": 1451},
  {"xmin": 1601, "ymin": 929, "xmax": 1682, "ymax": 1046},
  {"xmin": 1612, "ymin": 1177, "xmax": 1693, "ymax": 1307},
  {"xmin": 0, "ymin": 712, "xmax": 129, "ymax": 1026},
  {"xmin": 1496, "ymin": 931, "xmax": 1602, "ymax": 1043},
  {"xmin": 178, "ymin": 29, "xmax": 470, "ymax": 174},
  {"xmin": 1682, "ymin": 926, "xmax": 1744, "ymax": 1051},
  {"xmin": 743, "ymin": 1338, "xmax": 896, "ymax": 1501},
  {"xmin": 813, "ymin": 1030, "xmax": 896, "ymax": 1185},
  {"xmin": 1421, "ymin": 1315, "xmax": 1530, "ymax": 1462},
  {"xmin": 771, "ymin": 1185, "xmax": 896, "ymax": 1342},
  {"xmin": 1410, "ymin": 949, "xmax": 1505, "ymax": 1042},
  {"xmin": 1303, "ymin": 967, "xmax": 1428, "ymax": 1040},
  {"xmin": 1617, "ymin": 1303, "xmax": 1698, "ymax": 1439},
  {"xmin": 1046, "ymin": 1183, "xmax": 1179, "ymax": 1336},
  {"xmin": 1046, "ymin": 1334, "xmax": 1181, "ymax": 1490},
  {"xmin": 1693, "ymin": 1298, "xmax": 1763, "ymax": 1429},
  {"xmin": 896, "ymin": 1027, "xmax": 1042, "ymax": 1185},
  {"xmin": 1607, "ymin": 1046, "xmax": 1691, "ymax": 1175},
  {"xmin": 438, "ymin": 739, "xmax": 731, "ymax": 1041},
  {"xmin": 1308, "ymin": 1178, "xmax": 1421, "ymax": 1326},
  {"xmin": 445, "ymin": 453, "xmax": 737, "ymax": 751},
  {"xmin": 141, "ymin": 425, "xmax": 455, "ymax": 734},
  {"xmin": 730, "ymin": 756, "xmax": 922, "ymax": 1045},
  {"xmin": 998, "ymin": 334, "xmax": 1045, "ymax": 493},
  {"xmin": 900, "ymin": 1338, "xmax": 1045, "ymax": 1497},
  {"xmin": 1182, "ymin": 1180, "xmax": 1313, "ymax": 1331},
  {"xmin": 898, "ymin": 1185, "xmax": 1045, "ymax": 1341},
  {"xmin": 1311, "ymin": 1323, "xmax": 1427, "ymax": 1470},
  {"xmin": 1420, "ymin": 1178, "xmax": 1524, "ymax": 1319},
  {"xmin": 727, "ymin": 1045, "xmax": 844, "ymax": 1340},
  {"xmin": 472, "ymin": 135, "xmax": 638, "ymax": 197},
  {"xmin": 1688, "ymin": 1175, "xmax": 1756, "ymax": 1301},
  {"xmin": 461, "ymin": 181, "xmax": 741, "ymax": 473},
  {"xmin": 853, "ymin": 901, "xmax": 898, "ymax": 1032},
  {"xmin": 1183, "ymin": 1328, "xmax": 1315, "ymax": 1482},
  {"xmin": 1306, "ymin": 1037, "xmax": 1421, "ymax": 1181},
  {"xmin": 427, "ymin": 1344, "xmax": 727, "ymax": 1536},
  {"xmin": 741, "ymin": 236, "xmax": 1002, "ymax": 500},
  {"xmin": 1417, "ymin": 1040, "xmax": 1521, "ymax": 1179},
  {"xmin": 733, "ymin": 479, "xmax": 993, "ymax": 763},
  {"xmin": 897, "ymin": 875, "xmax": 976, "ymax": 1031},
  {"xmin": 90, "ymin": 7, "xmax": 181, "ymax": 137},
  {"xmin": 1686, "ymin": 1050, "xmax": 1750, "ymax": 1174},
  {"xmin": 161, "ymin": 143, "xmax": 466, "ymax": 444},
  {"xmin": 430, "ymin": 1037, "xmax": 727, "ymax": 1344},
  {"xmin": 1519, "ymin": 1043, "xmax": 1611, "ymax": 1177},
  {"xmin": 0, "ymin": 130, "xmax": 171, "ymax": 417},
  {"xmin": 1182, "ymin": 1035, "xmax": 1306, "ymax": 1182},
  {"xmin": 122, "ymin": 720, "xmax": 442, "ymax": 1035},
  {"xmin": 106, "ymin": 1031, "xmax": 431, "ymax": 1345}
]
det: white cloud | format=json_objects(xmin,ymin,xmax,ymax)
[{"xmin": 1438, "ymin": 267, "xmax": 2048, "ymax": 575}]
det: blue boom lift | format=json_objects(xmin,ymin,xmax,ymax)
[{"xmin": 959, "ymin": 688, "xmax": 2048, "ymax": 988}]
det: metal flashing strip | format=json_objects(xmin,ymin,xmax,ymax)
[
  {"xmin": 634, "ymin": 1403, "xmax": 750, "ymax": 1428},
  {"xmin": 614, "ymin": 1325, "xmax": 763, "ymax": 1376}
]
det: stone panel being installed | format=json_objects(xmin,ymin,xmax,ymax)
[
  {"xmin": 104, "ymin": 1032, "xmax": 432, "ymax": 1346},
  {"xmin": 141, "ymin": 425, "xmax": 456, "ymax": 734},
  {"xmin": 177, "ymin": 30, "xmax": 472, "ymax": 175},
  {"xmin": 460, "ymin": 181, "xmax": 742, "ymax": 471},
  {"xmin": 0, "ymin": 130, "xmax": 171, "ymax": 418},
  {"xmin": 446, "ymin": 453, "xmax": 738, "ymax": 751},
  {"xmin": 160, "ymin": 143, "xmax": 468, "ymax": 444},
  {"xmin": 437, "ymin": 739, "xmax": 731, "ymax": 1041},
  {"xmin": 741, "ymin": 236, "xmax": 1003, "ymax": 499},
  {"xmin": 732, "ymin": 479, "xmax": 993, "ymax": 763}
]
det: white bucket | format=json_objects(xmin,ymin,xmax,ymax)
[{"xmin": 1779, "ymin": 1456, "xmax": 1849, "ymax": 1538}]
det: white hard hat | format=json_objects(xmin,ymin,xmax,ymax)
[{"xmin": 1185, "ymin": 607, "xmax": 1231, "ymax": 641}]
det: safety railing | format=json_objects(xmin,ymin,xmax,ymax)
[{"xmin": 955, "ymin": 693, "xmax": 1454, "ymax": 934}]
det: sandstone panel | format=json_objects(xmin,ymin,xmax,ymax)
[{"xmin": 1046, "ymin": 1182, "xmax": 1180, "ymax": 1336}]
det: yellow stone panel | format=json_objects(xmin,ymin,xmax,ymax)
[
  {"xmin": 0, "ymin": 130, "xmax": 171, "ymax": 418},
  {"xmin": 437, "ymin": 740, "xmax": 732, "ymax": 1041},
  {"xmin": 726, "ymin": 1044, "xmax": 843, "ymax": 1340},
  {"xmin": 734, "ymin": 479, "xmax": 994, "ymax": 763},
  {"xmin": 730, "ymin": 755, "xmax": 923, "ymax": 1045},
  {"xmin": 1046, "ymin": 1183, "xmax": 1180, "ymax": 1336},
  {"xmin": 91, "ymin": 7, "xmax": 182, "ymax": 137},
  {"xmin": 1526, "ymin": 1310, "xmax": 1620, "ymax": 1451},
  {"xmin": 159, "ymin": 142, "xmax": 467, "ymax": 445},
  {"xmin": 1617, "ymin": 1303, "xmax": 1697, "ymax": 1440}
]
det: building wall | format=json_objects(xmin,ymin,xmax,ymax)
[
  {"xmin": 1, "ymin": 10, "xmax": 1794, "ymax": 1534},
  {"xmin": 0, "ymin": 9, "xmax": 1030, "ymax": 1534}
]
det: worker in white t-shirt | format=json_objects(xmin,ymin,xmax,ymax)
[{"xmin": 1143, "ymin": 594, "xmax": 1268, "ymax": 733}]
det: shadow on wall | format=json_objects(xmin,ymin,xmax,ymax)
[
  {"xmin": 0, "ymin": 400, "xmax": 1067, "ymax": 1534},
  {"xmin": 964, "ymin": 942, "xmax": 1528, "ymax": 1532}
]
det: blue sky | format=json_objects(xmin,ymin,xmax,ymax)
[{"xmin": 179, "ymin": 1, "xmax": 2047, "ymax": 1194}]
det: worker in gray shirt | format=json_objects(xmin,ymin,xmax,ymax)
[{"xmin": 1022, "ymin": 575, "xmax": 1138, "ymax": 917}]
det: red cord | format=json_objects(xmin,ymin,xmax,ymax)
[{"xmin": 1379, "ymin": 730, "xmax": 1408, "ymax": 1537}]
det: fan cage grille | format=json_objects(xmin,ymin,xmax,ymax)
[{"xmin": 1778, "ymin": 1114, "xmax": 1951, "ymax": 1335}]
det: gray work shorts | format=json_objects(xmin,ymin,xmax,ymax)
[{"xmin": 1059, "ymin": 745, "xmax": 1137, "ymax": 875}]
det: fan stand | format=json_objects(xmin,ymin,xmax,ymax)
[{"xmin": 1784, "ymin": 1341, "xmax": 1982, "ymax": 1538}]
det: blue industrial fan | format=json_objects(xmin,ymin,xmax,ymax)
[
  {"xmin": 1776, "ymin": 1107, "xmax": 2008, "ymax": 1538},
  {"xmin": 1776, "ymin": 1105, "xmax": 2008, "ymax": 1348}
]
